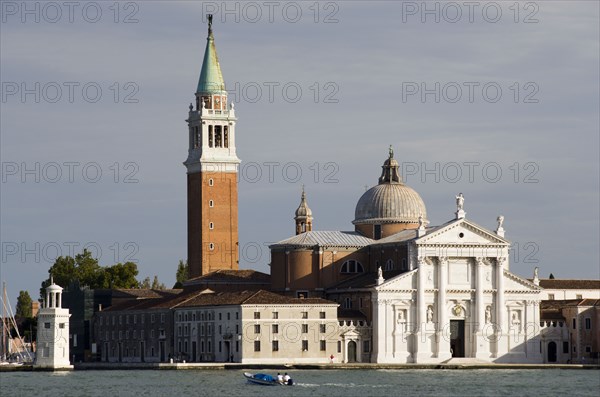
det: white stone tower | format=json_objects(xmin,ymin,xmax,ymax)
[{"xmin": 34, "ymin": 279, "xmax": 73, "ymax": 369}]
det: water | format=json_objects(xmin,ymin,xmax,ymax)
[{"xmin": 3, "ymin": 369, "xmax": 599, "ymax": 397}]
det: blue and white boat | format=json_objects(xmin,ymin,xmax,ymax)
[{"xmin": 244, "ymin": 372, "xmax": 293, "ymax": 386}]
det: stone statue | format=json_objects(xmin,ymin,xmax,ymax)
[
  {"xmin": 456, "ymin": 193, "xmax": 464, "ymax": 211},
  {"xmin": 378, "ymin": 266, "xmax": 383, "ymax": 279},
  {"xmin": 534, "ymin": 267, "xmax": 539, "ymax": 279},
  {"xmin": 485, "ymin": 306, "xmax": 492, "ymax": 324},
  {"xmin": 497, "ymin": 215, "xmax": 504, "ymax": 229},
  {"xmin": 230, "ymin": 101, "xmax": 235, "ymax": 110},
  {"xmin": 418, "ymin": 214, "xmax": 424, "ymax": 228},
  {"xmin": 389, "ymin": 145, "xmax": 394, "ymax": 159},
  {"xmin": 398, "ymin": 310, "xmax": 405, "ymax": 321},
  {"xmin": 426, "ymin": 306, "xmax": 434, "ymax": 323}
]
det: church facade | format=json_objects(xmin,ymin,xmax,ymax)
[{"xmin": 270, "ymin": 150, "xmax": 544, "ymax": 363}]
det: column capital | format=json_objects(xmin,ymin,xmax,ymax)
[
  {"xmin": 476, "ymin": 257, "xmax": 486, "ymax": 266},
  {"xmin": 437, "ymin": 256, "xmax": 448, "ymax": 265},
  {"xmin": 496, "ymin": 256, "xmax": 506, "ymax": 266}
]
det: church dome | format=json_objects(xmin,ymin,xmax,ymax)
[{"xmin": 353, "ymin": 147, "xmax": 427, "ymax": 225}]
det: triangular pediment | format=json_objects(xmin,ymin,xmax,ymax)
[
  {"xmin": 375, "ymin": 269, "xmax": 418, "ymax": 291},
  {"xmin": 503, "ymin": 270, "xmax": 542, "ymax": 292},
  {"xmin": 416, "ymin": 219, "xmax": 509, "ymax": 246}
]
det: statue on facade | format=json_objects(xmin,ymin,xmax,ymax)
[
  {"xmin": 497, "ymin": 215, "xmax": 504, "ymax": 229},
  {"xmin": 426, "ymin": 306, "xmax": 434, "ymax": 323},
  {"xmin": 378, "ymin": 266, "xmax": 383, "ymax": 279},
  {"xmin": 455, "ymin": 193, "xmax": 464, "ymax": 211},
  {"xmin": 485, "ymin": 306, "xmax": 492, "ymax": 324},
  {"xmin": 389, "ymin": 144, "xmax": 394, "ymax": 159}
]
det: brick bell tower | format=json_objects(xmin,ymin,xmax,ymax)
[{"xmin": 184, "ymin": 15, "xmax": 240, "ymax": 278}]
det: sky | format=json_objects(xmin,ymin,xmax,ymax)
[{"xmin": 1, "ymin": 1, "xmax": 599, "ymax": 303}]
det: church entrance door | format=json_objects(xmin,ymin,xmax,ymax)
[
  {"xmin": 547, "ymin": 342, "xmax": 557, "ymax": 362},
  {"xmin": 450, "ymin": 320, "xmax": 465, "ymax": 357},
  {"xmin": 347, "ymin": 341, "xmax": 357, "ymax": 363}
]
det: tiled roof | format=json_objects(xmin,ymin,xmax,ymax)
[
  {"xmin": 175, "ymin": 289, "xmax": 336, "ymax": 308},
  {"xmin": 328, "ymin": 269, "xmax": 404, "ymax": 290},
  {"xmin": 271, "ymin": 231, "xmax": 374, "ymax": 248},
  {"xmin": 337, "ymin": 309, "xmax": 367, "ymax": 319},
  {"xmin": 541, "ymin": 299, "xmax": 600, "ymax": 310},
  {"xmin": 185, "ymin": 269, "xmax": 271, "ymax": 285},
  {"xmin": 113, "ymin": 289, "xmax": 182, "ymax": 299},
  {"xmin": 536, "ymin": 279, "xmax": 600, "ymax": 290}
]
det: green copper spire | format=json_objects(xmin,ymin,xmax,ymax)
[{"xmin": 197, "ymin": 15, "xmax": 226, "ymax": 94}]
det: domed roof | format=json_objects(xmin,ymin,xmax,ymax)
[
  {"xmin": 353, "ymin": 146, "xmax": 427, "ymax": 225},
  {"xmin": 354, "ymin": 183, "xmax": 426, "ymax": 224}
]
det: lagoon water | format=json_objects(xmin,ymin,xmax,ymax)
[{"xmin": 3, "ymin": 369, "xmax": 599, "ymax": 397}]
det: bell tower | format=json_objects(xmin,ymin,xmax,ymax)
[
  {"xmin": 184, "ymin": 15, "xmax": 240, "ymax": 279},
  {"xmin": 294, "ymin": 187, "xmax": 313, "ymax": 235}
]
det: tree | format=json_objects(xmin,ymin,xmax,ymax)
[
  {"xmin": 101, "ymin": 262, "xmax": 140, "ymax": 289},
  {"xmin": 151, "ymin": 275, "xmax": 166, "ymax": 290},
  {"xmin": 174, "ymin": 260, "xmax": 189, "ymax": 288},
  {"xmin": 15, "ymin": 290, "xmax": 32, "ymax": 318},
  {"xmin": 139, "ymin": 277, "xmax": 151, "ymax": 289},
  {"xmin": 41, "ymin": 249, "xmax": 141, "ymax": 297}
]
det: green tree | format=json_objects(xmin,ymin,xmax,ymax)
[
  {"xmin": 139, "ymin": 276, "xmax": 151, "ymax": 289},
  {"xmin": 15, "ymin": 290, "xmax": 32, "ymax": 318},
  {"xmin": 174, "ymin": 260, "xmax": 188, "ymax": 288},
  {"xmin": 41, "ymin": 249, "xmax": 141, "ymax": 296},
  {"xmin": 151, "ymin": 275, "xmax": 166, "ymax": 290},
  {"xmin": 101, "ymin": 262, "xmax": 139, "ymax": 289}
]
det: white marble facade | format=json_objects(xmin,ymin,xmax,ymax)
[{"xmin": 372, "ymin": 218, "xmax": 544, "ymax": 363}]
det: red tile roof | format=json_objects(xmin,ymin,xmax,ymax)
[{"xmin": 536, "ymin": 279, "xmax": 600, "ymax": 290}]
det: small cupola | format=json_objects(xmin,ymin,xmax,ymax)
[{"xmin": 294, "ymin": 187, "xmax": 313, "ymax": 235}]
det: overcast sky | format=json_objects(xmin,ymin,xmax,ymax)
[{"xmin": 1, "ymin": 1, "xmax": 598, "ymax": 301}]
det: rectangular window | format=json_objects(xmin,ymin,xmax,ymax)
[
  {"xmin": 119, "ymin": 315, "xmax": 123, "ymax": 325},
  {"xmin": 161, "ymin": 314, "xmax": 165, "ymax": 323},
  {"xmin": 302, "ymin": 340, "xmax": 308, "ymax": 351},
  {"xmin": 302, "ymin": 324, "xmax": 308, "ymax": 333},
  {"xmin": 548, "ymin": 294, "xmax": 555, "ymax": 300},
  {"xmin": 236, "ymin": 341, "xmax": 239, "ymax": 352},
  {"xmin": 254, "ymin": 341, "xmax": 261, "ymax": 352},
  {"xmin": 59, "ymin": 323, "xmax": 65, "ymax": 329},
  {"xmin": 563, "ymin": 341, "xmax": 569, "ymax": 354},
  {"xmin": 363, "ymin": 340, "xmax": 370, "ymax": 353},
  {"xmin": 272, "ymin": 324, "xmax": 279, "ymax": 334},
  {"xmin": 272, "ymin": 312, "xmax": 278, "ymax": 319},
  {"xmin": 374, "ymin": 224, "xmax": 382, "ymax": 239},
  {"xmin": 219, "ymin": 341, "xmax": 222, "ymax": 353},
  {"xmin": 272, "ymin": 340, "xmax": 279, "ymax": 351},
  {"xmin": 134, "ymin": 315, "xmax": 137, "ymax": 324},
  {"xmin": 254, "ymin": 312, "xmax": 260, "ymax": 319},
  {"xmin": 320, "ymin": 340, "xmax": 326, "ymax": 351},
  {"xmin": 319, "ymin": 311, "xmax": 326, "ymax": 319},
  {"xmin": 151, "ymin": 314, "xmax": 155, "ymax": 323},
  {"xmin": 227, "ymin": 313, "xmax": 230, "ymax": 321},
  {"xmin": 337, "ymin": 341, "xmax": 341, "ymax": 353},
  {"xmin": 585, "ymin": 318, "xmax": 591, "ymax": 330},
  {"xmin": 254, "ymin": 324, "xmax": 261, "ymax": 334},
  {"xmin": 302, "ymin": 311, "xmax": 308, "ymax": 319},
  {"xmin": 141, "ymin": 330, "xmax": 144, "ymax": 339},
  {"xmin": 585, "ymin": 346, "xmax": 591, "ymax": 353},
  {"xmin": 235, "ymin": 312, "xmax": 239, "ymax": 320},
  {"xmin": 572, "ymin": 318, "xmax": 577, "ymax": 329},
  {"xmin": 44, "ymin": 322, "xmax": 50, "ymax": 329},
  {"xmin": 219, "ymin": 313, "xmax": 222, "ymax": 321},
  {"xmin": 576, "ymin": 294, "xmax": 583, "ymax": 299},
  {"xmin": 126, "ymin": 315, "xmax": 129, "ymax": 325},
  {"xmin": 320, "ymin": 324, "xmax": 326, "ymax": 333},
  {"xmin": 218, "ymin": 325, "xmax": 221, "ymax": 334}
]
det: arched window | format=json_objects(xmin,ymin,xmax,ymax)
[
  {"xmin": 385, "ymin": 259, "xmax": 394, "ymax": 271},
  {"xmin": 340, "ymin": 260, "xmax": 364, "ymax": 274}
]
